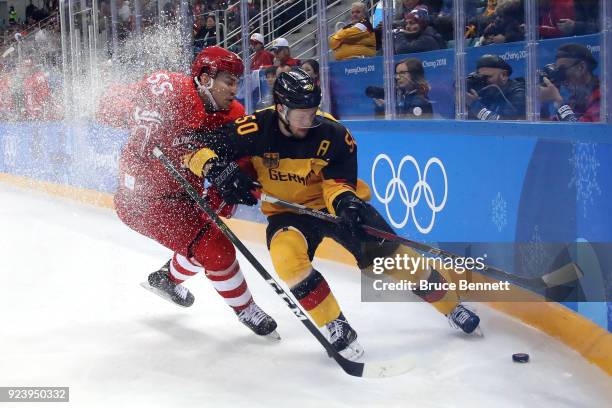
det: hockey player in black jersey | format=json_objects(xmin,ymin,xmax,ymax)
[{"xmin": 183, "ymin": 68, "xmax": 481, "ymax": 361}]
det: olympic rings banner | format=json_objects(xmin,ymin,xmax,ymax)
[{"xmin": 346, "ymin": 119, "xmax": 612, "ymax": 332}]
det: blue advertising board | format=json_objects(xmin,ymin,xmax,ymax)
[
  {"xmin": 329, "ymin": 34, "xmax": 601, "ymax": 120},
  {"xmin": 347, "ymin": 119, "xmax": 611, "ymax": 331}
]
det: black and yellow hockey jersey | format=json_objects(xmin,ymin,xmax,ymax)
[{"xmin": 188, "ymin": 107, "xmax": 370, "ymax": 216}]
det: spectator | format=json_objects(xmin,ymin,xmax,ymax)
[
  {"xmin": 329, "ymin": 2, "xmax": 376, "ymax": 61},
  {"xmin": 393, "ymin": 0, "xmax": 424, "ymax": 28},
  {"xmin": 9, "ymin": 6, "xmax": 18, "ymax": 26},
  {"xmin": 162, "ymin": 0, "xmax": 177, "ymax": 21},
  {"xmin": 26, "ymin": 1, "xmax": 37, "ymax": 22},
  {"xmin": 270, "ymin": 37, "xmax": 300, "ymax": 66},
  {"xmin": 116, "ymin": 0, "xmax": 134, "ymax": 40},
  {"xmin": 478, "ymin": 0, "xmax": 524, "ymax": 45},
  {"xmin": 273, "ymin": 0, "xmax": 305, "ymax": 37},
  {"xmin": 256, "ymin": 65, "xmax": 277, "ymax": 109},
  {"xmin": 250, "ymin": 33, "xmax": 274, "ymax": 70},
  {"xmin": 118, "ymin": 0, "xmax": 132, "ymax": 24},
  {"xmin": 23, "ymin": 62, "xmax": 62, "ymax": 121},
  {"xmin": 142, "ymin": 0, "xmax": 158, "ymax": 27},
  {"xmin": 539, "ymin": 0, "xmax": 575, "ymax": 39},
  {"xmin": 539, "ymin": 43, "xmax": 600, "ymax": 122},
  {"xmin": 466, "ymin": 54, "xmax": 526, "ymax": 120},
  {"xmin": 300, "ymin": 59, "xmax": 319, "ymax": 87},
  {"xmin": 556, "ymin": 0, "xmax": 600, "ymax": 36},
  {"xmin": 371, "ymin": 58, "xmax": 433, "ymax": 118},
  {"xmin": 393, "ymin": 7, "xmax": 445, "ymax": 55},
  {"xmin": 0, "ymin": 64, "xmax": 15, "ymax": 120},
  {"xmin": 194, "ymin": 14, "xmax": 222, "ymax": 50}
]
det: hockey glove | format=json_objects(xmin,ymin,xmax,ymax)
[
  {"xmin": 206, "ymin": 160, "xmax": 259, "ymax": 206},
  {"xmin": 334, "ymin": 192, "xmax": 368, "ymax": 238}
]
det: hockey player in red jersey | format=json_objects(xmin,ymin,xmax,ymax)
[{"xmin": 114, "ymin": 47, "xmax": 278, "ymax": 338}]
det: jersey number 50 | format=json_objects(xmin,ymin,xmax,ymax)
[{"xmin": 235, "ymin": 115, "xmax": 259, "ymax": 136}]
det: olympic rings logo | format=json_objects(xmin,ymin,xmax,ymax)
[{"xmin": 371, "ymin": 154, "xmax": 448, "ymax": 234}]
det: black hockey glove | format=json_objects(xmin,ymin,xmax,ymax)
[
  {"xmin": 206, "ymin": 160, "xmax": 259, "ymax": 206},
  {"xmin": 334, "ymin": 192, "xmax": 368, "ymax": 238}
]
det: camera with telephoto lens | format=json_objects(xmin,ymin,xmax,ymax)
[
  {"xmin": 538, "ymin": 63, "xmax": 565, "ymax": 88},
  {"xmin": 365, "ymin": 86, "xmax": 385, "ymax": 99},
  {"xmin": 466, "ymin": 72, "xmax": 489, "ymax": 93}
]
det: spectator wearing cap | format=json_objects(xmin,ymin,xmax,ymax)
[
  {"xmin": 329, "ymin": 2, "xmax": 376, "ymax": 61},
  {"xmin": 270, "ymin": 37, "xmax": 300, "ymax": 67},
  {"xmin": 393, "ymin": 0, "xmax": 424, "ymax": 28},
  {"xmin": 393, "ymin": 7, "xmax": 446, "ymax": 55},
  {"xmin": 466, "ymin": 54, "xmax": 526, "ymax": 120},
  {"xmin": 250, "ymin": 33, "xmax": 275, "ymax": 70},
  {"xmin": 540, "ymin": 43, "xmax": 600, "ymax": 122}
]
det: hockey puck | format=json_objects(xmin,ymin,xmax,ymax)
[{"xmin": 512, "ymin": 353, "xmax": 530, "ymax": 363}]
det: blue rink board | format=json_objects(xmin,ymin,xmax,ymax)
[{"xmin": 0, "ymin": 119, "xmax": 610, "ymax": 331}]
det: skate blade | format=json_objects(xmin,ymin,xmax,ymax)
[
  {"xmin": 264, "ymin": 330, "xmax": 281, "ymax": 342},
  {"xmin": 140, "ymin": 282, "xmax": 191, "ymax": 308},
  {"xmin": 472, "ymin": 326, "xmax": 484, "ymax": 337}
]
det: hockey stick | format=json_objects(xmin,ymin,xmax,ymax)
[
  {"xmin": 257, "ymin": 192, "xmax": 583, "ymax": 290},
  {"xmin": 152, "ymin": 147, "xmax": 413, "ymax": 378}
]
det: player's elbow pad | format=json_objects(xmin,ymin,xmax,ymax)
[{"xmin": 184, "ymin": 148, "xmax": 218, "ymax": 177}]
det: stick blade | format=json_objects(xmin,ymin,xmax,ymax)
[
  {"xmin": 361, "ymin": 355, "xmax": 415, "ymax": 378},
  {"xmin": 541, "ymin": 262, "xmax": 583, "ymax": 287}
]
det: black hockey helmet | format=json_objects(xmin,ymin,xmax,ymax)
[{"xmin": 273, "ymin": 68, "xmax": 322, "ymax": 109}]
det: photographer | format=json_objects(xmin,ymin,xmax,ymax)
[
  {"xmin": 539, "ymin": 43, "xmax": 600, "ymax": 122},
  {"xmin": 466, "ymin": 54, "xmax": 526, "ymax": 120},
  {"xmin": 367, "ymin": 58, "xmax": 433, "ymax": 119}
]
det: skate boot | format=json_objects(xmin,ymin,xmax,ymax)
[
  {"xmin": 448, "ymin": 304, "xmax": 481, "ymax": 335},
  {"xmin": 144, "ymin": 261, "xmax": 195, "ymax": 307},
  {"xmin": 237, "ymin": 301, "xmax": 280, "ymax": 340},
  {"xmin": 325, "ymin": 313, "xmax": 364, "ymax": 361}
]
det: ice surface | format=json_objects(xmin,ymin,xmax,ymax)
[{"xmin": 1, "ymin": 184, "xmax": 610, "ymax": 407}]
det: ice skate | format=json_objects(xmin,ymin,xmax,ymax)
[
  {"xmin": 141, "ymin": 261, "xmax": 195, "ymax": 307},
  {"xmin": 448, "ymin": 304, "xmax": 482, "ymax": 336},
  {"xmin": 325, "ymin": 313, "xmax": 364, "ymax": 361},
  {"xmin": 237, "ymin": 301, "xmax": 280, "ymax": 340}
]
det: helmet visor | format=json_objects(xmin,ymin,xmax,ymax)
[{"xmin": 285, "ymin": 107, "xmax": 321, "ymax": 129}]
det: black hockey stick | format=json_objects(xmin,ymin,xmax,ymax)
[
  {"xmin": 257, "ymin": 192, "xmax": 583, "ymax": 290},
  {"xmin": 152, "ymin": 147, "xmax": 413, "ymax": 378}
]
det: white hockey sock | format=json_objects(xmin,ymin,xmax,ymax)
[
  {"xmin": 205, "ymin": 260, "xmax": 253, "ymax": 312},
  {"xmin": 169, "ymin": 253, "xmax": 204, "ymax": 284}
]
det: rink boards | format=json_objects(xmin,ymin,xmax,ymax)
[{"xmin": 0, "ymin": 119, "xmax": 611, "ymax": 374}]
